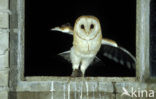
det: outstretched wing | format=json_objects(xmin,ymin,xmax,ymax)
[
  {"xmin": 51, "ymin": 25, "xmax": 136, "ymax": 69},
  {"xmin": 51, "ymin": 23, "xmax": 73, "ymax": 35},
  {"xmin": 98, "ymin": 41, "xmax": 136, "ymax": 69},
  {"xmin": 102, "ymin": 38, "xmax": 118, "ymax": 47},
  {"xmin": 58, "ymin": 51, "xmax": 71, "ymax": 62}
]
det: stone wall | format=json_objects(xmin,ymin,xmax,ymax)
[
  {"xmin": 0, "ymin": 0, "xmax": 155, "ymax": 99},
  {"xmin": 0, "ymin": 0, "xmax": 9, "ymax": 99}
]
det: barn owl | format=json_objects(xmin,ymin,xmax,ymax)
[{"xmin": 51, "ymin": 15, "xmax": 135, "ymax": 77}]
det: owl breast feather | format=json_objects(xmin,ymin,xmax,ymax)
[{"xmin": 73, "ymin": 33, "xmax": 102, "ymax": 55}]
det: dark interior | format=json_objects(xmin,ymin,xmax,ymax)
[
  {"xmin": 150, "ymin": 0, "xmax": 156, "ymax": 77},
  {"xmin": 25, "ymin": 0, "xmax": 136, "ymax": 76}
]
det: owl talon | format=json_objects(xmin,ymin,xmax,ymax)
[{"xmin": 71, "ymin": 69, "xmax": 83, "ymax": 77}]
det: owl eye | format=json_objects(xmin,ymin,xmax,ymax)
[
  {"xmin": 90, "ymin": 24, "xmax": 94, "ymax": 29},
  {"xmin": 80, "ymin": 24, "xmax": 85, "ymax": 29}
]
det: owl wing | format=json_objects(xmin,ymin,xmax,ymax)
[
  {"xmin": 51, "ymin": 24, "xmax": 73, "ymax": 35},
  {"xmin": 99, "ymin": 39, "xmax": 136, "ymax": 69},
  {"xmin": 51, "ymin": 26, "xmax": 136, "ymax": 69}
]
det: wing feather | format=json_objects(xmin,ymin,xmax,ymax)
[
  {"xmin": 102, "ymin": 38, "xmax": 118, "ymax": 47},
  {"xmin": 98, "ymin": 44, "xmax": 136, "ymax": 69},
  {"xmin": 51, "ymin": 24, "xmax": 73, "ymax": 35},
  {"xmin": 52, "ymin": 27, "xmax": 136, "ymax": 69}
]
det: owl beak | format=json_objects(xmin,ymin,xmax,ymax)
[
  {"xmin": 84, "ymin": 29, "xmax": 90, "ymax": 35},
  {"xmin": 84, "ymin": 30, "xmax": 89, "ymax": 35},
  {"xmin": 86, "ymin": 31, "xmax": 91, "ymax": 35},
  {"xmin": 86, "ymin": 32, "xmax": 89, "ymax": 35}
]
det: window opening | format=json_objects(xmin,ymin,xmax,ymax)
[
  {"xmin": 150, "ymin": 0, "xmax": 156, "ymax": 77},
  {"xmin": 25, "ymin": 0, "xmax": 136, "ymax": 77}
]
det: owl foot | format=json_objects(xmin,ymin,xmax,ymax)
[{"xmin": 71, "ymin": 69, "xmax": 83, "ymax": 77}]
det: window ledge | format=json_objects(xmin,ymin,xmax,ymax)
[{"xmin": 25, "ymin": 76, "xmax": 136, "ymax": 82}]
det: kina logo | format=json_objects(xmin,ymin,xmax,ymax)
[{"xmin": 121, "ymin": 87, "xmax": 155, "ymax": 98}]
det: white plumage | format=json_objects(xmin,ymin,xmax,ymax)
[{"xmin": 71, "ymin": 16, "xmax": 102, "ymax": 76}]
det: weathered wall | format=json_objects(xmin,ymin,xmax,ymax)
[
  {"xmin": 0, "ymin": 0, "xmax": 154, "ymax": 99},
  {"xmin": 8, "ymin": 77, "xmax": 156, "ymax": 99},
  {"xmin": 0, "ymin": 0, "xmax": 9, "ymax": 99}
]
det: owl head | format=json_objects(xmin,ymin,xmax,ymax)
[{"xmin": 74, "ymin": 16, "xmax": 102, "ymax": 40}]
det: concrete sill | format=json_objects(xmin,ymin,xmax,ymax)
[{"xmin": 25, "ymin": 76, "xmax": 136, "ymax": 82}]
